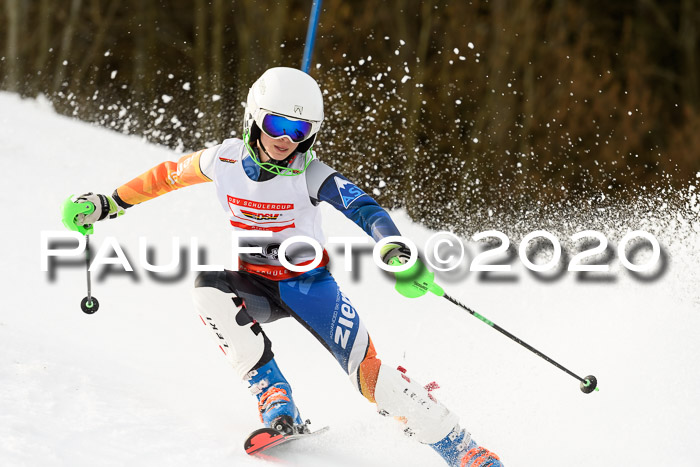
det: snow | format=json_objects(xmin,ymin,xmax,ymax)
[{"xmin": 1, "ymin": 91, "xmax": 700, "ymax": 466}]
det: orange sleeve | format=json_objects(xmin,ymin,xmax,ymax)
[{"xmin": 115, "ymin": 149, "xmax": 212, "ymax": 206}]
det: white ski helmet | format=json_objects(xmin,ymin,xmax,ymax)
[{"xmin": 244, "ymin": 67, "xmax": 324, "ymax": 155}]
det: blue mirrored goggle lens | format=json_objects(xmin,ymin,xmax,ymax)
[{"xmin": 261, "ymin": 114, "xmax": 313, "ymax": 143}]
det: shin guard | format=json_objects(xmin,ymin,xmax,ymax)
[
  {"xmin": 192, "ymin": 286, "xmax": 269, "ymax": 379},
  {"xmin": 373, "ymin": 364, "xmax": 459, "ymax": 444}
]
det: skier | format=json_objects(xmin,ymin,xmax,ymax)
[{"xmin": 68, "ymin": 67, "xmax": 503, "ymax": 467}]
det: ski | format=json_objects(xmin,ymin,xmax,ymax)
[{"xmin": 244, "ymin": 424, "xmax": 329, "ymax": 456}]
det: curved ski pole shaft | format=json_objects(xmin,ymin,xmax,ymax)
[{"xmin": 441, "ymin": 292, "xmax": 598, "ymax": 392}]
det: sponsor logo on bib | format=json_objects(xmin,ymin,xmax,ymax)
[{"xmin": 227, "ymin": 195, "xmax": 295, "ymax": 232}]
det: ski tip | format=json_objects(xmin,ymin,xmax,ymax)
[
  {"xmin": 244, "ymin": 428, "xmax": 286, "ymax": 455},
  {"xmin": 243, "ymin": 424, "xmax": 330, "ymax": 456}
]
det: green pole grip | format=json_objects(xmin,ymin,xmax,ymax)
[
  {"xmin": 390, "ymin": 257, "xmax": 444, "ymax": 299},
  {"xmin": 61, "ymin": 195, "xmax": 94, "ymax": 235}
]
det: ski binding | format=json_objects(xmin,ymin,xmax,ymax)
[{"xmin": 244, "ymin": 420, "xmax": 329, "ymax": 456}]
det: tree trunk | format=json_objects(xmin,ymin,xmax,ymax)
[
  {"xmin": 131, "ymin": 0, "xmax": 154, "ymax": 100},
  {"xmin": 73, "ymin": 0, "xmax": 121, "ymax": 90},
  {"xmin": 403, "ymin": 0, "xmax": 433, "ymax": 219},
  {"xmin": 4, "ymin": 0, "xmax": 21, "ymax": 93},
  {"xmin": 194, "ymin": 0, "xmax": 209, "ymax": 139},
  {"xmin": 211, "ymin": 0, "xmax": 225, "ymax": 140},
  {"xmin": 679, "ymin": 0, "xmax": 698, "ymax": 108},
  {"xmin": 267, "ymin": 0, "xmax": 288, "ymax": 64},
  {"xmin": 235, "ymin": 3, "xmax": 252, "ymax": 88},
  {"xmin": 52, "ymin": 0, "xmax": 84, "ymax": 94},
  {"xmin": 33, "ymin": 0, "xmax": 53, "ymax": 92}
]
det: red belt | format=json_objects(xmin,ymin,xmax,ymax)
[{"xmin": 237, "ymin": 250, "xmax": 330, "ymax": 281}]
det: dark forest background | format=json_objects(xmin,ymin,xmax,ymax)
[{"xmin": 2, "ymin": 0, "xmax": 699, "ymax": 231}]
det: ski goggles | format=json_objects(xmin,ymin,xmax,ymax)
[{"xmin": 260, "ymin": 112, "xmax": 316, "ymax": 143}]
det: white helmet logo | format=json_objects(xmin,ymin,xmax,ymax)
[{"xmin": 294, "ymin": 105, "xmax": 303, "ymax": 115}]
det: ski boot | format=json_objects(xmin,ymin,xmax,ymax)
[
  {"xmin": 246, "ymin": 358, "xmax": 303, "ymax": 435},
  {"xmin": 431, "ymin": 425, "xmax": 503, "ymax": 467}
]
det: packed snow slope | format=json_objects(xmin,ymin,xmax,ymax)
[{"xmin": 1, "ymin": 92, "xmax": 699, "ymax": 467}]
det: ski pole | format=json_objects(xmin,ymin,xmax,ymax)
[
  {"xmin": 441, "ymin": 292, "xmax": 597, "ymax": 393},
  {"xmin": 61, "ymin": 195, "xmax": 100, "ymax": 314},
  {"xmin": 391, "ymin": 258, "xmax": 598, "ymax": 393},
  {"xmin": 80, "ymin": 234, "xmax": 99, "ymax": 314},
  {"xmin": 300, "ymin": 0, "xmax": 323, "ymax": 73}
]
